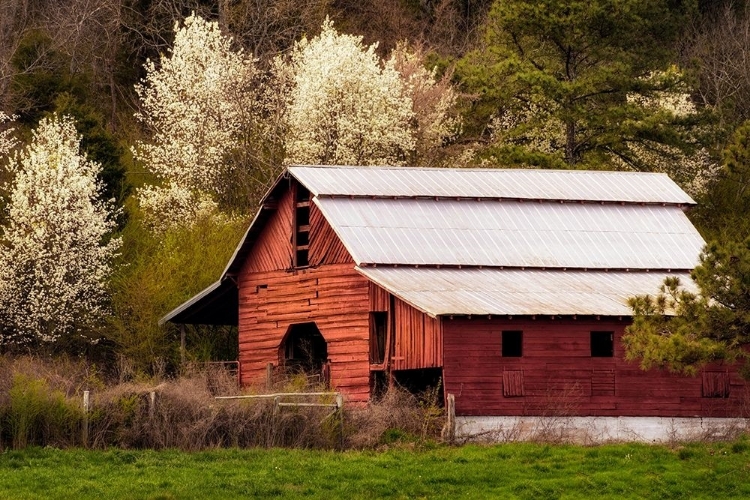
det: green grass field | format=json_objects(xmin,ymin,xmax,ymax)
[{"xmin": 1, "ymin": 440, "xmax": 749, "ymax": 499}]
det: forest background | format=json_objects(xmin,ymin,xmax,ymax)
[{"xmin": 1, "ymin": 0, "xmax": 749, "ymax": 377}]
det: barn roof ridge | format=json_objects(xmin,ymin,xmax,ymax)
[
  {"xmin": 287, "ymin": 165, "xmax": 696, "ymax": 205},
  {"xmin": 313, "ymin": 193, "xmax": 692, "ymax": 207}
]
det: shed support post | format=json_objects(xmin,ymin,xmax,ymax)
[{"xmin": 180, "ymin": 324, "xmax": 186, "ymax": 365}]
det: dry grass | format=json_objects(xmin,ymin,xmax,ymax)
[{"xmin": 0, "ymin": 355, "xmax": 443, "ymax": 451}]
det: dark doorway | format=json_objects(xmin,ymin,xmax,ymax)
[
  {"xmin": 280, "ymin": 323, "xmax": 328, "ymax": 376},
  {"xmin": 393, "ymin": 368, "xmax": 444, "ymax": 405}
]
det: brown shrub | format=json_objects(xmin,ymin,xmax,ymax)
[{"xmin": 0, "ymin": 356, "xmax": 443, "ymax": 451}]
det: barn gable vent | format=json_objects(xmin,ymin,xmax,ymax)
[{"xmin": 294, "ymin": 183, "xmax": 311, "ymax": 267}]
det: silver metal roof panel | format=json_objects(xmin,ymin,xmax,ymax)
[
  {"xmin": 357, "ymin": 267, "xmax": 696, "ymax": 317},
  {"xmin": 316, "ymin": 198, "xmax": 705, "ymax": 269},
  {"xmin": 289, "ymin": 165, "xmax": 695, "ymax": 204}
]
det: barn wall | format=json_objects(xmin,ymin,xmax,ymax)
[
  {"xmin": 366, "ymin": 284, "xmax": 443, "ymax": 371},
  {"xmin": 237, "ymin": 182, "xmax": 369, "ymax": 401},
  {"xmin": 393, "ymin": 298, "xmax": 442, "ymax": 371},
  {"xmin": 238, "ymin": 264, "xmax": 370, "ymax": 402},
  {"xmin": 443, "ymin": 318, "xmax": 749, "ymax": 418}
]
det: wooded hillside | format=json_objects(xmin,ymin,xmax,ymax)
[{"xmin": 1, "ymin": 0, "xmax": 749, "ymax": 375}]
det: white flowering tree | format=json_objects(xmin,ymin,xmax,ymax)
[
  {"xmin": 284, "ymin": 19, "xmax": 415, "ymax": 166},
  {"xmin": 133, "ymin": 14, "xmax": 256, "ymax": 226},
  {"xmin": 388, "ymin": 42, "xmax": 460, "ymax": 166},
  {"xmin": 0, "ymin": 115, "xmax": 120, "ymax": 346},
  {"xmin": 0, "ymin": 112, "xmax": 15, "ymax": 160}
]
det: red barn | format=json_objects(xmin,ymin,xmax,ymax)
[{"xmin": 164, "ymin": 165, "xmax": 749, "ymax": 439}]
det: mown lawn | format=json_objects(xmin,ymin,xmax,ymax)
[{"xmin": 1, "ymin": 440, "xmax": 749, "ymax": 499}]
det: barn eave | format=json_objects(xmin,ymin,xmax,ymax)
[{"xmin": 159, "ymin": 278, "xmax": 238, "ymax": 326}]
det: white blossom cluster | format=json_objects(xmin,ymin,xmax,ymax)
[
  {"xmin": 623, "ymin": 71, "xmax": 719, "ymax": 197},
  {"xmin": 489, "ymin": 98, "xmax": 564, "ymax": 156},
  {"xmin": 0, "ymin": 115, "xmax": 121, "ymax": 344},
  {"xmin": 284, "ymin": 19, "xmax": 416, "ymax": 166},
  {"xmin": 138, "ymin": 183, "xmax": 221, "ymax": 233},
  {"xmin": 0, "ymin": 112, "xmax": 16, "ymax": 160},
  {"xmin": 389, "ymin": 43, "xmax": 461, "ymax": 165},
  {"xmin": 133, "ymin": 14, "xmax": 256, "ymax": 226}
]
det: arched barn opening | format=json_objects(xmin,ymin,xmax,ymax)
[{"xmin": 279, "ymin": 322, "xmax": 329, "ymax": 381}]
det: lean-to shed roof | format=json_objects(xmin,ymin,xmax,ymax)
[{"xmin": 357, "ymin": 267, "xmax": 696, "ymax": 318}]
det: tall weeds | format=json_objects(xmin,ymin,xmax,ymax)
[{"xmin": 0, "ymin": 356, "xmax": 443, "ymax": 451}]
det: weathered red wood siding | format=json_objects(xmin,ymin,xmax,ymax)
[
  {"xmin": 244, "ymin": 188, "xmax": 294, "ymax": 273},
  {"xmin": 392, "ymin": 298, "xmax": 443, "ymax": 371},
  {"xmin": 237, "ymin": 185, "xmax": 370, "ymax": 402},
  {"xmin": 309, "ymin": 203, "xmax": 351, "ymax": 265},
  {"xmin": 443, "ymin": 318, "xmax": 749, "ymax": 417},
  {"xmin": 369, "ymin": 282, "xmax": 390, "ymax": 312}
]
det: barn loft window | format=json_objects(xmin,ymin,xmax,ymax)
[
  {"xmin": 591, "ymin": 331, "xmax": 614, "ymax": 357},
  {"xmin": 502, "ymin": 331, "xmax": 523, "ymax": 357},
  {"xmin": 294, "ymin": 184, "xmax": 311, "ymax": 267}
]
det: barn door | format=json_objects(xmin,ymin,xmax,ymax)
[{"xmin": 279, "ymin": 322, "xmax": 329, "ymax": 383}]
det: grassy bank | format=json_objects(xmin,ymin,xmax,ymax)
[{"xmin": 1, "ymin": 440, "xmax": 749, "ymax": 499}]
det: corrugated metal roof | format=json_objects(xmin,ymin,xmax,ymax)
[
  {"xmin": 316, "ymin": 198, "xmax": 704, "ymax": 269},
  {"xmin": 357, "ymin": 267, "xmax": 696, "ymax": 317},
  {"xmin": 290, "ymin": 165, "xmax": 695, "ymax": 204}
]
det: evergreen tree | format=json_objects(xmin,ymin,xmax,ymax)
[{"xmin": 458, "ymin": 0, "xmax": 699, "ymax": 170}]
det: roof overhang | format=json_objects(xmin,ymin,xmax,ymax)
[
  {"xmin": 159, "ymin": 278, "xmax": 239, "ymax": 326},
  {"xmin": 356, "ymin": 266, "xmax": 696, "ymax": 318}
]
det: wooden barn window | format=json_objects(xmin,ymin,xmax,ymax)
[
  {"xmin": 702, "ymin": 371, "xmax": 730, "ymax": 398},
  {"xmin": 590, "ymin": 331, "xmax": 614, "ymax": 357},
  {"xmin": 293, "ymin": 184, "xmax": 311, "ymax": 267},
  {"xmin": 503, "ymin": 370, "xmax": 525, "ymax": 397},
  {"xmin": 591, "ymin": 370, "xmax": 615, "ymax": 396},
  {"xmin": 502, "ymin": 331, "xmax": 523, "ymax": 357}
]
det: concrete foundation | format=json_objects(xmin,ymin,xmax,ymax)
[{"xmin": 456, "ymin": 416, "xmax": 749, "ymax": 444}]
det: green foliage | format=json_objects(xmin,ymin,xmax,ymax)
[
  {"xmin": 4, "ymin": 375, "xmax": 82, "ymax": 449},
  {"xmin": 624, "ymin": 239, "xmax": 750, "ymax": 377},
  {"xmin": 107, "ymin": 202, "xmax": 246, "ymax": 371},
  {"xmin": 694, "ymin": 122, "xmax": 750, "ymax": 240},
  {"xmin": 52, "ymin": 94, "xmax": 129, "ymax": 208},
  {"xmin": 457, "ymin": 0, "xmax": 700, "ymax": 169},
  {"xmin": 7, "ymin": 30, "xmax": 128, "ymax": 215}
]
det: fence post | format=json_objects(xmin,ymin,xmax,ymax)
[
  {"xmin": 444, "ymin": 393, "xmax": 456, "ymax": 444},
  {"xmin": 82, "ymin": 390, "xmax": 90, "ymax": 448},
  {"xmin": 266, "ymin": 363, "xmax": 274, "ymax": 389},
  {"xmin": 149, "ymin": 391, "xmax": 156, "ymax": 419},
  {"xmin": 336, "ymin": 394, "xmax": 344, "ymax": 450},
  {"xmin": 271, "ymin": 396, "xmax": 280, "ymax": 448}
]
